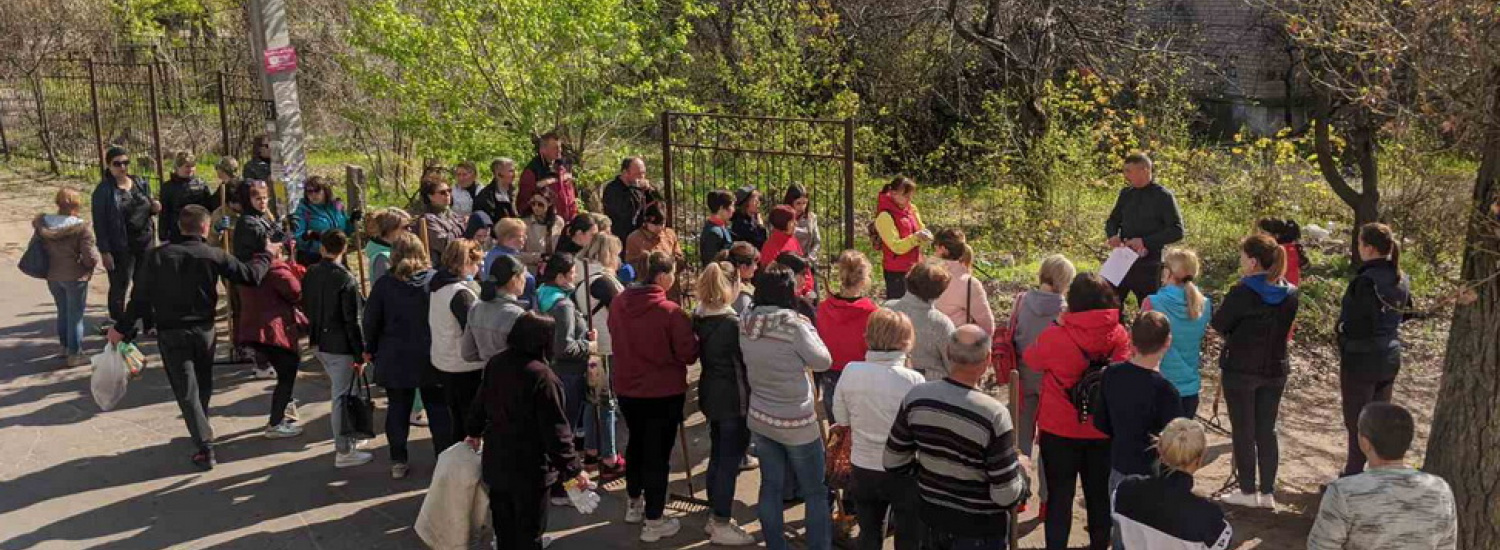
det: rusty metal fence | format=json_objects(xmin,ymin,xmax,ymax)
[
  {"xmin": 0, "ymin": 45, "xmax": 269, "ymax": 183},
  {"xmin": 661, "ymin": 111, "xmax": 856, "ymax": 268}
]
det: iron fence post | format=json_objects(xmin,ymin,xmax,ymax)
[
  {"xmin": 843, "ymin": 117, "xmax": 855, "ymax": 251},
  {"xmin": 217, "ymin": 71, "xmax": 231, "ymax": 156},
  {"xmin": 0, "ymin": 95, "xmax": 9, "ymax": 157},
  {"xmin": 87, "ymin": 58, "xmax": 104, "ymax": 170},
  {"xmin": 662, "ymin": 111, "xmax": 674, "ymax": 223},
  {"xmin": 147, "ymin": 61, "xmax": 165, "ymax": 185}
]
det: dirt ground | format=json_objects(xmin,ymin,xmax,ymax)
[{"xmin": 0, "ymin": 164, "xmax": 1447, "ymax": 549}]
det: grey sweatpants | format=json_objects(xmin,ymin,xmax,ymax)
[{"xmin": 316, "ymin": 352, "xmax": 358, "ymax": 454}]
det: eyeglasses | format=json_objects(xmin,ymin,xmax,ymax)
[
  {"xmin": 111, "ymin": 160, "xmax": 130, "ymax": 168},
  {"xmin": 433, "ymin": 189, "xmax": 451, "ymax": 196}
]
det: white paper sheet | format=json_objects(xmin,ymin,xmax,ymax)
[{"xmin": 1101, "ymin": 246, "xmax": 1140, "ymax": 286}]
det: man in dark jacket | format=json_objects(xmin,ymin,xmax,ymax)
[
  {"xmin": 602, "ymin": 157, "xmax": 661, "ymax": 246},
  {"xmin": 1105, "ymin": 153, "xmax": 1185, "ymax": 307},
  {"xmin": 160, "ymin": 153, "xmax": 221, "ymax": 243},
  {"xmin": 302, "ymin": 230, "xmax": 372, "ymax": 467},
  {"xmin": 108, "ymin": 205, "xmax": 274, "ymax": 471}
]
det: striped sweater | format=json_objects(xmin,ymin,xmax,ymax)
[
  {"xmin": 1306, "ymin": 467, "xmax": 1456, "ymax": 550},
  {"xmin": 884, "ymin": 378, "xmax": 1029, "ymax": 538}
]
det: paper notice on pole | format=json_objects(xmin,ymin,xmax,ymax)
[{"xmin": 1101, "ymin": 247, "xmax": 1140, "ymax": 286}]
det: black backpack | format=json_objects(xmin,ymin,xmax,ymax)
[{"xmin": 1063, "ymin": 331, "xmax": 1111, "ymax": 423}]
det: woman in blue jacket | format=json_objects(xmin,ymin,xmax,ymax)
[
  {"xmin": 1145, "ymin": 248, "xmax": 1212, "ymax": 417},
  {"xmin": 290, "ymin": 176, "xmax": 357, "ymax": 266}
]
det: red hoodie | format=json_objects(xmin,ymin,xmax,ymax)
[
  {"xmin": 608, "ymin": 284, "xmax": 700, "ymax": 398},
  {"xmin": 876, "ymin": 191, "xmax": 922, "ymax": 273},
  {"xmin": 760, "ymin": 231, "xmax": 815, "ymax": 295},
  {"xmin": 1022, "ymin": 308, "xmax": 1132, "ymax": 440},
  {"xmin": 815, "ymin": 294, "xmax": 879, "ymax": 371},
  {"xmin": 235, "ymin": 260, "xmax": 306, "ymax": 351}
]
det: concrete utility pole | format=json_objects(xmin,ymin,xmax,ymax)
[{"xmin": 246, "ymin": 0, "xmax": 308, "ymax": 215}]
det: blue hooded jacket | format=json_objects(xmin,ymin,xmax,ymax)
[{"xmin": 1147, "ymin": 284, "xmax": 1212, "ymax": 396}]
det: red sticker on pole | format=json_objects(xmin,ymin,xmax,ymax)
[{"xmin": 263, "ymin": 47, "xmax": 298, "ymax": 75}]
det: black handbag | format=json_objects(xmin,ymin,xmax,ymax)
[
  {"xmin": 19, "ymin": 233, "xmax": 48, "ymax": 279},
  {"xmin": 338, "ymin": 371, "xmax": 377, "ymax": 439}
]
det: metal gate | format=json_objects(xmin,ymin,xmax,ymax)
[{"xmin": 660, "ymin": 111, "xmax": 855, "ymax": 266}]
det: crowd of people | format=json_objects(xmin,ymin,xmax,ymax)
[{"xmin": 24, "ymin": 138, "xmax": 1460, "ymax": 550}]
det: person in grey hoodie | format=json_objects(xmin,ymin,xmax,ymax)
[
  {"xmin": 462, "ymin": 255, "xmax": 531, "ymax": 365},
  {"xmin": 884, "ymin": 259, "xmax": 955, "ymax": 381},
  {"xmin": 740, "ymin": 263, "xmax": 834, "ymax": 550},
  {"xmin": 537, "ymin": 252, "xmax": 597, "ymax": 504},
  {"xmin": 1011, "ymin": 254, "xmax": 1076, "ymax": 456}
]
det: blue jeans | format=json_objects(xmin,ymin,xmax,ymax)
[
  {"xmin": 48, "ymin": 281, "xmax": 89, "ymax": 355},
  {"xmin": 583, "ymin": 396, "xmax": 618, "ymax": 458},
  {"xmin": 558, "ymin": 373, "xmax": 589, "ymax": 443},
  {"xmin": 707, "ymin": 417, "xmax": 751, "ymax": 519},
  {"xmin": 754, "ymin": 433, "xmax": 830, "ymax": 550}
]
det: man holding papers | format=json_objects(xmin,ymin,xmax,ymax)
[{"xmin": 1105, "ymin": 152, "xmax": 1185, "ymax": 307}]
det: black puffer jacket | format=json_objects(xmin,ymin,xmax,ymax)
[
  {"xmin": 302, "ymin": 260, "xmax": 364, "ymax": 357},
  {"xmin": 1338, "ymin": 259, "xmax": 1411, "ymax": 375},
  {"xmin": 1211, "ymin": 276, "xmax": 1300, "ymax": 378},
  {"xmin": 694, "ymin": 309, "xmax": 748, "ymax": 421},
  {"xmin": 159, "ymin": 174, "xmax": 220, "ymax": 242},
  {"xmin": 233, "ymin": 210, "xmax": 281, "ymax": 262}
]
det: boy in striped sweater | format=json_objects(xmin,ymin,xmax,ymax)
[{"xmin": 885, "ymin": 324, "xmax": 1033, "ymax": 549}]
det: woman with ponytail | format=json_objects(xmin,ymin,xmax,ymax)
[
  {"xmin": 932, "ymin": 229, "xmax": 995, "ymax": 334},
  {"xmin": 1145, "ymin": 249, "xmax": 1213, "ymax": 417},
  {"xmin": 1336, "ymin": 223, "xmax": 1412, "ymax": 477},
  {"xmin": 462, "ymin": 254, "xmax": 531, "ymax": 364},
  {"xmin": 1113, "ymin": 418, "xmax": 1233, "ymax": 549},
  {"xmin": 1257, "ymin": 218, "xmax": 1310, "ymax": 286},
  {"xmin": 1211, "ymin": 234, "xmax": 1300, "ymax": 510}
]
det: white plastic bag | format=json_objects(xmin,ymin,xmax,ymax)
[
  {"xmin": 90, "ymin": 347, "xmax": 130, "ymax": 411},
  {"xmin": 416, "ymin": 442, "xmax": 490, "ymax": 550}
]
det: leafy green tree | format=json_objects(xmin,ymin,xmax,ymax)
[{"xmin": 346, "ymin": 0, "xmax": 694, "ymax": 167}]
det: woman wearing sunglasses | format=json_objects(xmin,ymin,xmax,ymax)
[
  {"xmin": 91, "ymin": 146, "xmax": 159, "ymax": 334},
  {"xmin": 290, "ymin": 176, "xmax": 358, "ymax": 266},
  {"xmin": 416, "ymin": 174, "xmax": 466, "ymax": 263}
]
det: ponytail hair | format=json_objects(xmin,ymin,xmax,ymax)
[
  {"xmin": 1359, "ymin": 222, "xmax": 1401, "ymax": 274},
  {"xmin": 1241, "ymin": 234, "xmax": 1287, "ymax": 282},
  {"xmin": 1162, "ymin": 248, "xmax": 1206, "ymax": 320},
  {"xmin": 541, "ymin": 252, "xmax": 577, "ymax": 285},
  {"xmin": 696, "ymin": 262, "xmax": 736, "ymax": 310},
  {"xmin": 881, "ymin": 176, "xmax": 917, "ymax": 196},
  {"xmin": 933, "ymin": 228, "xmax": 974, "ymax": 267},
  {"xmin": 480, "ymin": 254, "xmax": 526, "ymax": 301}
]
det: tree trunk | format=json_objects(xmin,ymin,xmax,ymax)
[
  {"xmin": 1425, "ymin": 66, "xmax": 1500, "ymax": 549},
  {"xmin": 1312, "ymin": 106, "xmax": 1380, "ymax": 264}
]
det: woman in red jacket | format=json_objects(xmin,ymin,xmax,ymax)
[
  {"xmin": 814, "ymin": 250, "xmax": 878, "ymax": 420},
  {"xmin": 607, "ymin": 250, "xmax": 700, "ymax": 542},
  {"xmin": 874, "ymin": 177, "xmax": 931, "ymax": 299},
  {"xmin": 759, "ymin": 205, "xmax": 814, "ymax": 296},
  {"xmin": 1022, "ymin": 272, "xmax": 1132, "ymax": 550},
  {"xmin": 236, "ymin": 245, "xmax": 308, "ymax": 439}
]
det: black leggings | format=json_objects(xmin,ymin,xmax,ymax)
[
  {"xmin": 1222, "ymin": 371, "xmax": 1286, "ymax": 494},
  {"xmin": 1340, "ymin": 370, "xmax": 1396, "ymax": 476},
  {"xmin": 253, "ymin": 344, "xmax": 300, "ymax": 426},
  {"xmin": 883, "ymin": 270, "xmax": 907, "ymax": 300},
  {"xmin": 106, "ymin": 247, "xmax": 153, "ymax": 330},
  {"xmin": 384, "ymin": 385, "xmax": 452, "ymax": 463},
  {"xmin": 488, "ymin": 481, "xmax": 548, "ymax": 550},
  {"xmin": 1039, "ymin": 432, "xmax": 1111, "ymax": 550},
  {"xmin": 442, "ymin": 370, "xmax": 483, "ymax": 446},
  {"xmin": 618, "ymin": 394, "xmax": 684, "ymax": 520}
]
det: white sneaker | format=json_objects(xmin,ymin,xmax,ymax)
[
  {"xmin": 706, "ymin": 518, "xmax": 756, "ymax": 546},
  {"xmin": 392, "ymin": 462, "xmax": 410, "ymax": 479},
  {"xmin": 354, "ymin": 438, "xmax": 371, "ymax": 450},
  {"xmin": 263, "ymin": 421, "xmax": 303, "ymax": 439},
  {"xmin": 410, "ymin": 410, "xmax": 428, "ymax": 426},
  {"xmin": 253, "ymin": 367, "xmax": 277, "ymax": 380},
  {"xmin": 335, "ymin": 450, "xmax": 373, "ymax": 468},
  {"xmin": 640, "ymin": 517, "xmax": 681, "ymax": 543},
  {"xmin": 1220, "ymin": 491, "xmax": 1260, "ymax": 508},
  {"xmin": 625, "ymin": 497, "xmax": 646, "ymax": 524},
  {"xmin": 550, "ymin": 495, "xmax": 572, "ymax": 507},
  {"xmin": 283, "ymin": 399, "xmax": 300, "ymax": 422},
  {"xmin": 739, "ymin": 455, "xmax": 760, "ymax": 471},
  {"xmin": 1259, "ymin": 493, "xmax": 1278, "ymax": 511}
]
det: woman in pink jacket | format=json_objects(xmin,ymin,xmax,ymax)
[{"xmin": 931, "ymin": 229, "xmax": 995, "ymax": 334}]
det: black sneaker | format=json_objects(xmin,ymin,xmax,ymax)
[{"xmin": 191, "ymin": 450, "xmax": 216, "ymax": 471}]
